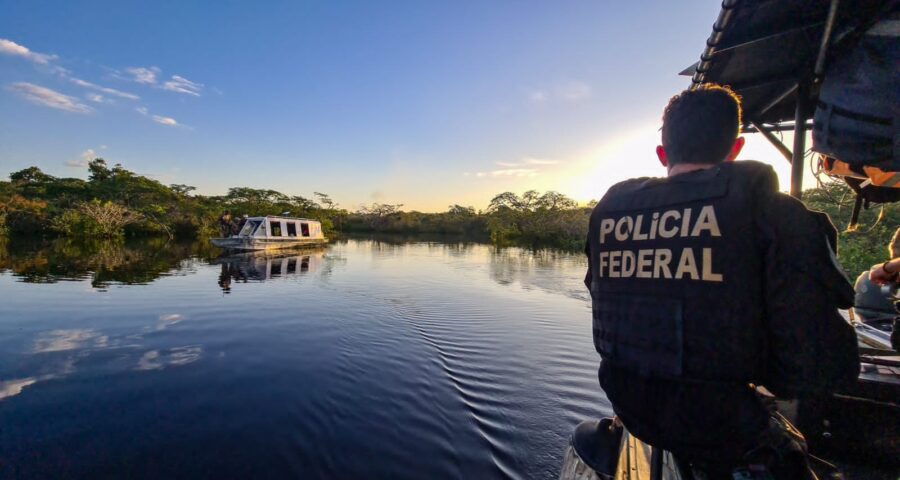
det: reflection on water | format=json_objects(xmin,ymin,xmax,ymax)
[
  {"xmin": 0, "ymin": 237, "xmax": 218, "ymax": 288},
  {"xmin": 212, "ymin": 249, "xmax": 326, "ymax": 293},
  {"xmin": 0, "ymin": 235, "xmax": 606, "ymax": 480}
]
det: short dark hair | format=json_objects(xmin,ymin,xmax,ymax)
[{"xmin": 661, "ymin": 84, "xmax": 742, "ymax": 165}]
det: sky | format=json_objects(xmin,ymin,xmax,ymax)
[{"xmin": 0, "ymin": 1, "xmax": 818, "ymax": 212}]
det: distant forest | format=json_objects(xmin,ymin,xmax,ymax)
[{"xmin": 0, "ymin": 159, "xmax": 895, "ymax": 278}]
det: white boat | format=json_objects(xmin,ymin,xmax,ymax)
[{"xmin": 209, "ymin": 215, "xmax": 327, "ymax": 251}]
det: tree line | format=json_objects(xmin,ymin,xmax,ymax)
[
  {"xmin": 0, "ymin": 159, "xmax": 591, "ymax": 249},
  {"xmin": 0, "ymin": 159, "xmax": 895, "ymax": 277}
]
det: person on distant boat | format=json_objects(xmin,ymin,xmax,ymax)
[
  {"xmin": 584, "ymin": 84, "xmax": 859, "ymax": 478},
  {"xmin": 235, "ymin": 215, "xmax": 248, "ymax": 235},
  {"xmin": 218, "ymin": 210, "xmax": 234, "ymax": 238}
]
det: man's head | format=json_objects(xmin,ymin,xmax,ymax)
[{"xmin": 656, "ymin": 84, "xmax": 744, "ymax": 170}]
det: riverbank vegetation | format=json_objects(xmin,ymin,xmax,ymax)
[{"xmin": 0, "ymin": 159, "xmax": 895, "ymax": 278}]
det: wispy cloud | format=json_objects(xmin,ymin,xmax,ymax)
[
  {"xmin": 528, "ymin": 90, "xmax": 548, "ymax": 103},
  {"xmin": 65, "ymin": 148, "xmax": 98, "ymax": 168},
  {"xmin": 162, "ymin": 74, "xmax": 203, "ymax": 96},
  {"xmin": 136, "ymin": 105, "xmax": 183, "ymax": 128},
  {"xmin": 471, "ymin": 157, "xmax": 558, "ymax": 178},
  {"xmin": 527, "ymin": 80, "xmax": 592, "ymax": 104},
  {"xmin": 152, "ymin": 115, "xmax": 179, "ymax": 126},
  {"xmin": 489, "ymin": 168, "xmax": 538, "ymax": 177},
  {"xmin": 120, "ymin": 67, "xmax": 203, "ymax": 96},
  {"xmin": 557, "ymin": 81, "xmax": 592, "ymax": 101},
  {"xmin": 85, "ymin": 93, "xmax": 106, "ymax": 103},
  {"xmin": 69, "ymin": 77, "xmax": 139, "ymax": 100},
  {"xmin": 496, "ymin": 158, "xmax": 558, "ymax": 168},
  {"xmin": 0, "ymin": 38, "xmax": 57, "ymax": 64},
  {"xmin": 9, "ymin": 82, "xmax": 92, "ymax": 113},
  {"xmin": 123, "ymin": 66, "xmax": 160, "ymax": 84}
]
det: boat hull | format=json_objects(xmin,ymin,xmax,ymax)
[{"xmin": 209, "ymin": 237, "xmax": 328, "ymax": 251}]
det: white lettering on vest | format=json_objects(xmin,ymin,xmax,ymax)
[
  {"xmin": 598, "ymin": 251, "xmax": 609, "ymax": 278},
  {"xmin": 636, "ymin": 249, "xmax": 653, "ymax": 278},
  {"xmin": 674, "ymin": 248, "xmax": 699, "ymax": 280},
  {"xmin": 609, "ymin": 250, "xmax": 621, "ymax": 278},
  {"xmin": 614, "ymin": 217, "xmax": 633, "ymax": 242},
  {"xmin": 599, "ymin": 219, "xmax": 615, "ymax": 244},
  {"xmin": 702, "ymin": 248, "xmax": 723, "ymax": 282},
  {"xmin": 691, "ymin": 205, "xmax": 721, "ymax": 237},
  {"xmin": 654, "ymin": 249, "xmax": 673, "ymax": 279},
  {"xmin": 680, "ymin": 208, "xmax": 692, "ymax": 237},
  {"xmin": 632, "ymin": 215, "xmax": 648, "ymax": 241},
  {"xmin": 658, "ymin": 210, "xmax": 680, "ymax": 238}
]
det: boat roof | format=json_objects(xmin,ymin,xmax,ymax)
[
  {"xmin": 680, "ymin": 0, "xmax": 892, "ymax": 128},
  {"xmin": 246, "ymin": 215, "xmax": 320, "ymax": 222}
]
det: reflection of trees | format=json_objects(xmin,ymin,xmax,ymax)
[
  {"xmin": 0, "ymin": 237, "xmax": 211, "ymax": 288},
  {"xmin": 488, "ymin": 246, "xmax": 589, "ymax": 300}
]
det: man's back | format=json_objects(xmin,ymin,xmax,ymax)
[{"xmin": 585, "ymin": 160, "xmax": 858, "ymax": 465}]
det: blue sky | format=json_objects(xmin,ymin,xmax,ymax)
[{"xmin": 0, "ymin": 1, "xmax": 811, "ymax": 211}]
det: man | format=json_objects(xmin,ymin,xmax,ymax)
[
  {"xmin": 218, "ymin": 210, "xmax": 234, "ymax": 238},
  {"xmin": 584, "ymin": 84, "xmax": 859, "ymax": 477},
  {"xmin": 868, "ymin": 227, "xmax": 900, "ymax": 351}
]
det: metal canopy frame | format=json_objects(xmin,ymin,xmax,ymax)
[{"xmin": 691, "ymin": 0, "xmax": 852, "ymax": 199}]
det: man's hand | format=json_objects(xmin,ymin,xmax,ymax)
[{"xmin": 869, "ymin": 258, "xmax": 900, "ymax": 285}]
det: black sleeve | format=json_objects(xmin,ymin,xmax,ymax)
[{"xmin": 756, "ymin": 191, "xmax": 859, "ymax": 398}]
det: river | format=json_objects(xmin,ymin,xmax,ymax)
[{"xmin": 0, "ymin": 236, "xmax": 608, "ymax": 479}]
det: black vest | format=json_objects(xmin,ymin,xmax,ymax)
[{"xmin": 587, "ymin": 162, "xmax": 778, "ymax": 384}]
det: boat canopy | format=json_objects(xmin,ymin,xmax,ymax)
[
  {"xmin": 681, "ymin": 0, "xmax": 891, "ymax": 127},
  {"xmin": 680, "ymin": 0, "xmax": 896, "ymax": 203}
]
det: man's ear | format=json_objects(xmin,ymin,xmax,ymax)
[
  {"xmin": 725, "ymin": 136, "xmax": 745, "ymax": 162},
  {"xmin": 656, "ymin": 145, "xmax": 668, "ymax": 168}
]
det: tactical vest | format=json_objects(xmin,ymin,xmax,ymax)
[{"xmin": 587, "ymin": 161, "xmax": 775, "ymax": 385}]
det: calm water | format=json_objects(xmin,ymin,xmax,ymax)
[{"xmin": 0, "ymin": 236, "xmax": 608, "ymax": 479}]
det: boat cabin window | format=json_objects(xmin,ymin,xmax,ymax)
[
  {"xmin": 287, "ymin": 258, "xmax": 297, "ymax": 273},
  {"xmin": 270, "ymin": 220, "xmax": 283, "ymax": 237},
  {"xmin": 301, "ymin": 256, "xmax": 310, "ymax": 272},
  {"xmin": 286, "ymin": 222, "xmax": 298, "ymax": 237},
  {"xmin": 301, "ymin": 223, "xmax": 310, "ymax": 237},
  {"xmin": 254, "ymin": 222, "xmax": 266, "ymax": 236},
  {"xmin": 240, "ymin": 220, "xmax": 260, "ymax": 236},
  {"xmin": 270, "ymin": 260, "xmax": 282, "ymax": 276}
]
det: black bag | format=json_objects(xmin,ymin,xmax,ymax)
[{"xmin": 812, "ymin": 11, "xmax": 899, "ymax": 172}]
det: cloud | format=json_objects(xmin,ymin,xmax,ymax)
[
  {"xmin": 65, "ymin": 148, "xmax": 98, "ymax": 168},
  {"xmin": 136, "ymin": 105, "xmax": 182, "ymax": 127},
  {"xmin": 152, "ymin": 115, "xmax": 179, "ymax": 126},
  {"xmin": 85, "ymin": 93, "xmax": 110, "ymax": 104},
  {"xmin": 162, "ymin": 74, "xmax": 203, "ymax": 96},
  {"xmin": 0, "ymin": 38, "xmax": 57, "ymax": 64},
  {"xmin": 470, "ymin": 157, "xmax": 558, "ymax": 179},
  {"xmin": 495, "ymin": 158, "xmax": 558, "ymax": 168},
  {"xmin": 121, "ymin": 68, "xmax": 204, "ymax": 96},
  {"xmin": 528, "ymin": 90, "xmax": 548, "ymax": 103},
  {"xmin": 69, "ymin": 77, "xmax": 139, "ymax": 100},
  {"xmin": 526, "ymin": 80, "xmax": 592, "ymax": 103},
  {"xmin": 124, "ymin": 66, "xmax": 160, "ymax": 84},
  {"xmin": 522, "ymin": 157, "xmax": 558, "ymax": 166},
  {"xmin": 489, "ymin": 168, "xmax": 538, "ymax": 177},
  {"xmin": 8, "ymin": 82, "xmax": 92, "ymax": 113},
  {"xmin": 557, "ymin": 81, "xmax": 592, "ymax": 101}
]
